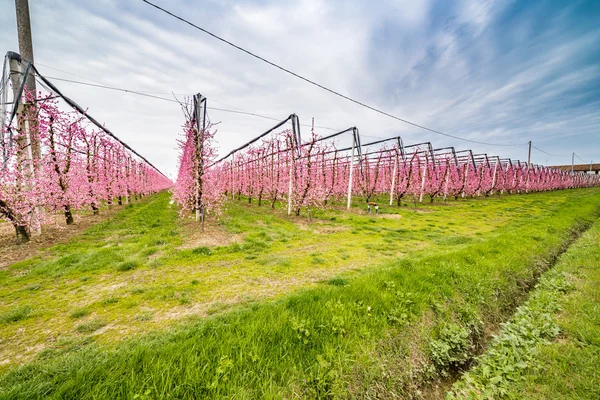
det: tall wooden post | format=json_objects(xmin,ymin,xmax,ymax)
[
  {"xmin": 346, "ymin": 131, "xmax": 356, "ymax": 209},
  {"xmin": 287, "ymin": 115, "xmax": 298, "ymax": 215},
  {"xmin": 491, "ymin": 156, "xmax": 500, "ymax": 194},
  {"xmin": 419, "ymin": 152, "xmax": 428, "ymax": 203},
  {"xmin": 15, "ymin": 0, "xmax": 40, "ymax": 162},
  {"xmin": 443, "ymin": 163, "xmax": 451, "ymax": 203},
  {"xmin": 287, "ymin": 135, "xmax": 294, "ymax": 216},
  {"xmin": 389, "ymin": 145, "xmax": 398, "ymax": 206},
  {"xmin": 193, "ymin": 94, "xmax": 207, "ymax": 229},
  {"xmin": 231, "ymin": 153, "xmax": 235, "ymax": 200}
]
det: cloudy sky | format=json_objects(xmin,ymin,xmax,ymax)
[{"xmin": 1, "ymin": 0, "xmax": 599, "ymax": 176}]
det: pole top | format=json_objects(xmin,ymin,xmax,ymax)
[{"xmin": 6, "ymin": 51, "xmax": 22, "ymax": 62}]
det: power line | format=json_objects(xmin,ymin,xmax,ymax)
[
  {"xmin": 37, "ymin": 63, "xmax": 119, "ymax": 87},
  {"xmin": 140, "ymin": 0, "xmax": 521, "ymax": 148},
  {"xmin": 38, "ymin": 69, "xmax": 497, "ymax": 147},
  {"xmin": 41, "ymin": 75, "xmax": 342, "ymax": 132},
  {"xmin": 206, "ymin": 106, "xmax": 338, "ymax": 132},
  {"xmin": 574, "ymin": 153, "xmax": 586, "ymax": 163},
  {"xmin": 37, "ymin": 63, "xmax": 338, "ymax": 128},
  {"xmin": 37, "ymin": 62, "xmax": 193, "ymax": 96},
  {"xmin": 531, "ymin": 145, "xmax": 567, "ymax": 158},
  {"xmin": 45, "ymin": 76, "xmax": 181, "ymax": 103},
  {"xmin": 36, "ymin": 66, "xmax": 492, "ymax": 146},
  {"xmin": 40, "ymin": 74, "xmax": 507, "ymax": 150},
  {"xmin": 39, "ymin": 62, "xmax": 298, "ymax": 118}
]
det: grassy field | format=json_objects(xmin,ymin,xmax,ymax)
[{"xmin": 1, "ymin": 188, "xmax": 599, "ymax": 398}]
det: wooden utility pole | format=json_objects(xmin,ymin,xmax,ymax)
[
  {"xmin": 15, "ymin": 1, "xmax": 35, "ymax": 90},
  {"xmin": 15, "ymin": 0, "xmax": 39, "ymax": 160},
  {"xmin": 571, "ymin": 153, "xmax": 575, "ymax": 173},
  {"xmin": 15, "ymin": 0, "xmax": 41, "ymax": 236},
  {"xmin": 527, "ymin": 141, "xmax": 531, "ymax": 166}
]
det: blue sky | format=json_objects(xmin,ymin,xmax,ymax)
[{"xmin": 1, "ymin": 0, "xmax": 599, "ymax": 176}]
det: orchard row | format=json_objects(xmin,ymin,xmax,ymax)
[
  {"xmin": 175, "ymin": 124, "xmax": 600, "ymax": 217},
  {"xmin": 0, "ymin": 92, "xmax": 171, "ymax": 242}
]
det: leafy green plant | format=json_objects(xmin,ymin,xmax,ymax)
[
  {"xmin": 290, "ymin": 316, "xmax": 312, "ymax": 344},
  {"xmin": 208, "ymin": 356, "xmax": 234, "ymax": 390},
  {"xmin": 325, "ymin": 299, "xmax": 347, "ymax": 336},
  {"xmin": 429, "ymin": 323, "xmax": 471, "ymax": 374},
  {"xmin": 1, "ymin": 190, "xmax": 599, "ymax": 399},
  {"xmin": 305, "ymin": 354, "xmax": 342, "ymax": 399}
]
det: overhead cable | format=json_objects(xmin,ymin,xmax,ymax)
[{"xmin": 141, "ymin": 0, "xmax": 522, "ymax": 148}]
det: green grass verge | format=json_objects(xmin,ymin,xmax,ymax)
[
  {"xmin": 448, "ymin": 215, "xmax": 600, "ymax": 399},
  {"xmin": 0, "ymin": 189, "xmax": 598, "ymax": 398}
]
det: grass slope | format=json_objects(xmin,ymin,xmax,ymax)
[
  {"xmin": 448, "ymin": 215, "xmax": 600, "ymax": 399},
  {"xmin": 0, "ymin": 189, "xmax": 599, "ymax": 398},
  {"xmin": 506, "ymin": 220, "xmax": 600, "ymax": 399}
]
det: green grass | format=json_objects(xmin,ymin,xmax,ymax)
[
  {"xmin": 75, "ymin": 319, "xmax": 107, "ymax": 334},
  {"xmin": 70, "ymin": 308, "xmax": 90, "ymax": 319},
  {"xmin": 0, "ymin": 189, "xmax": 599, "ymax": 398},
  {"xmin": 0, "ymin": 305, "xmax": 31, "ymax": 324},
  {"xmin": 498, "ymin": 219, "xmax": 600, "ymax": 399}
]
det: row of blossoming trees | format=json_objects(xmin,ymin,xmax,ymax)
[
  {"xmin": 0, "ymin": 91, "xmax": 172, "ymax": 243},
  {"xmin": 174, "ymin": 115, "xmax": 600, "ymax": 219}
]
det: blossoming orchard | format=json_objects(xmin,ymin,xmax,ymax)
[
  {"xmin": 2, "ymin": 57, "xmax": 599, "ymax": 246},
  {"xmin": 174, "ymin": 110, "xmax": 600, "ymax": 219},
  {"xmin": 0, "ymin": 55, "xmax": 171, "ymax": 243}
]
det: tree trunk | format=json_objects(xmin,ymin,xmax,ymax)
[
  {"xmin": 15, "ymin": 225, "xmax": 30, "ymax": 244},
  {"xmin": 1, "ymin": 200, "xmax": 31, "ymax": 243},
  {"xmin": 396, "ymin": 192, "xmax": 406, "ymax": 206},
  {"xmin": 64, "ymin": 205, "xmax": 74, "ymax": 225}
]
